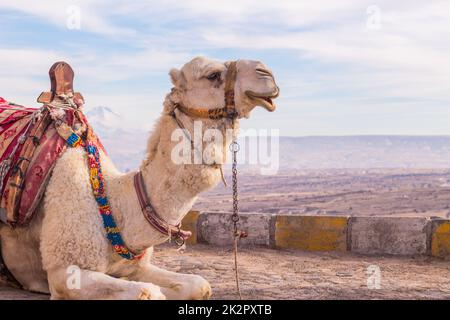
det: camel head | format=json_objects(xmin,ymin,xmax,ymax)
[{"xmin": 167, "ymin": 56, "xmax": 279, "ymax": 119}]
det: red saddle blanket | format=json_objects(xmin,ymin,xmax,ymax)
[{"xmin": 0, "ymin": 97, "xmax": 74, "ymax": 226}]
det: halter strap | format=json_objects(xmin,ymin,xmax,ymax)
[
  {"xmin": 224, "ymin": 61, "xmax": 238, "ymax": 116},
  {"xmin": 175, "ymin": 104, "xmax": 229, "ymax": 120}
]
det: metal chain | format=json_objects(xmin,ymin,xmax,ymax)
[
  {"xmin": 231, "ymin": 140, "xmax": 239, "ymax": 227},
  {"xmin": 230, "ymin": 136, "xmax": 242, "ymax": 300},
  {"xmin": 229, "ymin": 118, "xmax": 247, "ymax": 300}
]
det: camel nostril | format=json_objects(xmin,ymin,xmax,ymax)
[
  {"xmin": 255, "ymin": 68, "xmax": 273, "ymax": 78},
  {"xmin": 273, "ymin": 86, "xmax": 280, "ymax": 98}
]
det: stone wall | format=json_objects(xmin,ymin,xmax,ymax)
[{"xmin": 183, "ymin": 211, "xmax": 450, "ymax": 257}]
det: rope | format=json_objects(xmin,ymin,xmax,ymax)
[
  {"xmin": 219, "ymin": 165, "xmax": 227, "ymax": 187},
  {"xmin": 233, "ymin": 234, "xmax": 242, "ymax": 299}
]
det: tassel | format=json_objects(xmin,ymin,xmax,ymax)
[
  {"xmin": 0, "ymin": 160, "xmax": 11, "ymax": 192},
  {"xmin": 219, "ymin": 165, "xmax": 227, "ymax": 187}
]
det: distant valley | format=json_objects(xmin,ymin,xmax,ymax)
[
  {"xmin": 86, "ymin": 106, "xmax": 450, "ymax": 172},
  {"xmin": 85, "ymin": 106, "xmax": 450, "ymax": 216}
]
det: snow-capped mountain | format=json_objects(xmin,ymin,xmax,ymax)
[{"xmin": 85, "ymin": 106, "xmax": 123, "ymax": 132}]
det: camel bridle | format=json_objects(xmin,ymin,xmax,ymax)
[
  {"xmin": 168, "ymin": 61, "xmax": 246, "ymax": 299},
  {"xmin": 169, "ymin": 61, "xmax": 240, "ymax": 186},
  {"xmin": 132, "ymin": 62, "xmax": 241, "ymax": 249}
]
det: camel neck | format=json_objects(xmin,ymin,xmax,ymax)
[
  {"xmin": 107, "ymin": 113, "xmax": 236, "ymax": 251},
  {"xmin": 138, "ymin": 114, "xmax": 235, "ymax": 225},
  {"xmin": 101, "ymin": 169, "xmax": 169, "ymax": 252}
]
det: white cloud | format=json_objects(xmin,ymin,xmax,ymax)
[
  {"xmin": 0, "ymin": 46, "xmax": 187, "ymax": 89},
  {"xmin": 0, "ymin": 0, "xmax": 134, "ymax": 36},
  {"xmin": 0, "ymin": 47, "xmax": 184, "ymax": 126},
  {"xmin": 194, "ymin": 1, "xmax": 450, "ymax": 106},
  {"xmin": 1, "ymin": 0, "xmax": 450, "ymax": 135}
]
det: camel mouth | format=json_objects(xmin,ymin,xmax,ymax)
[{"xmin": 245, "ymin": 88, "xmax": 279, "ymax": 112}]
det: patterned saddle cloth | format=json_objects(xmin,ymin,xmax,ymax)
[{"xmin": 0, "ymin": 97, "xmax": 76, "ymax": 227}]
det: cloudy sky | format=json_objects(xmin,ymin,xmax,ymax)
[{"xmin": 0, "ymin": 0, "xmax": 449, "ymax": 136}]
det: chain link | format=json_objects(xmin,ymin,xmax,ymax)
[
  {"xmin": 230, "ymin": 136, "xmax": 242, "ymax": 300},
  {"xmin": 231, "ymin": 140, "xmax": 240, "ymax": 229},
  {"xmin": 229, "ymin": 118, "xmax": 248, "ymax": 299}
]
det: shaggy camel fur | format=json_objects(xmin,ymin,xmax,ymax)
[{"xmin": 0, "ymin": 57, "xmax": 279, "ymax": 299}]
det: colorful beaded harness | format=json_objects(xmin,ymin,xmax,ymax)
[{"xmin": 65, "ymin": 129, "xmax": 144, "ymax": 260}]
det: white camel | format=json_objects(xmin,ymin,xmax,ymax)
[{"xmin": 0, "ymin": 57, "xmax": 279, "ymax": 299}]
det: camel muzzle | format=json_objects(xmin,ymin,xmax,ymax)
[{"xmin": 245, "ymin": 86, "xmax": 280, "ymax": 112}]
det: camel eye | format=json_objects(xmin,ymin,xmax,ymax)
[{"xmin": 206, "ymin": 72, "xmax": 221, "ymax": 81}]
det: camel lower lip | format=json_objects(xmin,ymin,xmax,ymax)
[{"xmin": 245, "ymin": 92, "xmax": 277, "ymax": 112}]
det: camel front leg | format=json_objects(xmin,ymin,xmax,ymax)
[
  {"xmin": 46, "ymin": 267, "xmax": 166, "ymax": 300},
  {"xmin": 130, "ymin": 264, "xmax": 212, "ymax": 300}
]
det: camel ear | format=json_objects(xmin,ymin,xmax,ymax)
[{"xmin": 169, "ymin": 68, "xmax": 182, "ymax": 87}]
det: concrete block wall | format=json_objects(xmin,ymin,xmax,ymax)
[
  {"xmin": 197, "ymin": 212, "xmax": 272, "ymax": 246},
  {"xmin": 182, "ymin": 211, "xmax": 450, "ymax": 257},
  {"xmin": 431, "ymin": 219, "xmax": 450, "ymax": 257},
  {"xmin": 349, "ymin": 217, "xmax": 429, "ymax": 255},
  {"xmin": 273, "ymin": 215, "xmax": 348, "ymax": 251}
]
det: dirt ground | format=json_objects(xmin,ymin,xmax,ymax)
[{"xmin": 1, "ymin": 244, "xmax": 449, "ymax": 300}]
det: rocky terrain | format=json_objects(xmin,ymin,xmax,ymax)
[{"xmin": 195, "ymin": 169, "xmax": 450, "ymax": 217}]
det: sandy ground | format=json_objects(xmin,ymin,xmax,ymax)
[{"xmin": 1, "ymin": 244, "xmax": 450, "ymax": 300}]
